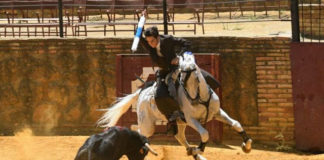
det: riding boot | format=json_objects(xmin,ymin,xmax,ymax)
[
  {"xmin": 166, "ymin": 119, "xmax": 178, "ymax": 136},
  {"xmin": 169, "ymin": 110, "xmax": 186, "ymax": 122},
  {"xmin": 167, "ymin": 76, "xmax": 177, "ymax": 99},
  {"xmin": 166, "ymin": 110, "xmax": 187, "ymax": 136}
]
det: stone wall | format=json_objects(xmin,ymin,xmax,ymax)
[
  {"xmin": 0, "ymin": 37, "xmax": 294, "ymax": 145},
  {"xmin": 0, "ymin": 38, "xmax": 132, "ymax": 135},
  {"xmin": 186, "ymin": 37, "xmax": 294, "ymax": 145}
]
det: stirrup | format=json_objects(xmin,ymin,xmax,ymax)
[
  {"xmin": 169, "ymin": 110, "xmax": 186, "ymax": 122},
  {"xmin": 166, "ymin": 121, "xmax": 178, "ymax": 136}
]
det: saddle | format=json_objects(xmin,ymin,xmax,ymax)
[
  {"xmin": 138, "ymin": 75, "xmax": 184, "ymax": 122},
  {"xmin": 139, "ymin": 81, "xmax": 155, "ymax": 94}
]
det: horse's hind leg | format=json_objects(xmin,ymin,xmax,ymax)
[
  {"xmin": 214, "ymin": 108, "xmax": 243, "ymax": 132},
  {"xmin": 137, "ymin": 102, "xmax": 156, "ymax": 137},
  {"xmin": 137, "ymin": 115, "xmax": 155, "ymax": 137},
  {"xmin": 214, "ymin": 108, "xmax": 252, "ymax": 153}
]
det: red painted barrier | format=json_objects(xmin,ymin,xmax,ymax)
[{"xmin": 291, "ymin": 43, "xmax": 324, "ymax": 152}]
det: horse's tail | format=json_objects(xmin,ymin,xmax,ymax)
[{"xmin": 97, "ymin": 89, "xmax": 141, "ymax": 128}]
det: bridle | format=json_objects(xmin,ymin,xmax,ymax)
[
  {"xmin": 179, "ymin": 67, "xmax": 212, "ymax": 125},
  {"xmin": 180, "ymin": 68, "xmax": 200, "ymax": 105}
]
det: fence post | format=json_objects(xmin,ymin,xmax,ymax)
[
  {"xmin": 291, "ymin": 0, "xmax": 300, "ymax": 42},
  {"xmin": 163, "ymin": 0, "xmax": 168, "ymax": 35},
  {"xmin": 58, "ymin": 0, "xmax": 64, "ymax": 38}
]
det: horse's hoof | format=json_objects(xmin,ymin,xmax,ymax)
[
  {"xmin": 241, "ymin": 138, "xmax": 252, "ymax": 153},
  {"xmin": 194, "ymin": 154, "xmax": 207, "ymax": 160},
  {"xmin": 187, "ymin": 147, "xmax": 202, "ymax": 156},
  {"xmin": 198, "ymin": 141, "xmax": 207, "ymax": 152},
  {"xmin": 187, "ymin": 147, "xmax": 194, "ymax": 156}
]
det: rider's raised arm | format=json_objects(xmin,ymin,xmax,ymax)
[
  {"xmin": 139, "ymin": 34, "xmax": 160, "ymax": 69},
  {"xmin": 138, "ymin": 9, "xmax": 151, "ymax": 52},
  {"xmin": 139, "ymin": 32, "xmax": 151, "ymax": 52}
]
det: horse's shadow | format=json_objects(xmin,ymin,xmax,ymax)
[
  {"xmin": 212, "ymin": 143, "xmax": 236, "ymax": 150},
  {"xmin": 211, "ymin": 141, "xmax": 324, "ymax": 156}
]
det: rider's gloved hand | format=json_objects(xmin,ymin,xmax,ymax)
[
  {"xmin": 155, "ymin": 70, "xmax": 162, "ymax": 84},
  {"xmin": 171, "ymin": 57, "xmax": 180, "ymax": 65},
  {"xmin": 141, "ymin": 9, "xmax": 147, "ymax": 17}
]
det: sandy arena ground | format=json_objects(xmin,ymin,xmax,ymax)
[
  {"xmin": 0, "ymin": 129, "xmax": 323, "ymax": 160},
  {"xmin": 1, "ymin": 10, "xmax": 321, "ymax": 160}
]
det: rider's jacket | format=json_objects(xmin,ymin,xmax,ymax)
[{"xmin": 140, "ymin": 34, "xmax": 191, "ymax": 77}]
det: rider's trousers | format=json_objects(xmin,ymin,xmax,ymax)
[{"xmin": 155, "ymin": 70, "xmax": 180, "ymax": 119}]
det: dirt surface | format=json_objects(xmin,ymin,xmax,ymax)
[
  {"xmin": 0, "ymin": 10, "xmax": 319, "ymax": 160},
  {"xmin": 0, "ymin": 128, "xmax": 323, "ymax": 160}
]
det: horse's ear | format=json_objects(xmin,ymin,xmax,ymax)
[
  {"xmin": 179, "ymin": 55, "xmax": 184, "ymax": 62},
  {"xmin": 179, "ymin": 56, "xmax": 184, "ymax": 66}
]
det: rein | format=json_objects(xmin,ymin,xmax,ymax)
[{"xmin": 181, "ymin": 68, "xmax": 199, "ymax": 103}]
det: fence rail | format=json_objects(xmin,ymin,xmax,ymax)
[
  {"xmin": 298, "ymin": 0, "xmax": 324, "ymax": 42},
  {"xmin": 0, "ymin": 0, "xmax": 291, "ymax": 37},
  {"xmin": 291, "ymin": 0, "xmax": 324, "ymax": 42}
]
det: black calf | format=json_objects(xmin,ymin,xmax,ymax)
[{"xmin": 74, "ymin": 126, "xmax": 156, "ymax": 160}]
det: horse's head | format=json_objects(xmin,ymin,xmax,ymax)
[
  {"xmin": 179, "ymin": 53, "xmax": 197, "ymax": 72},
  {"xmin": 178, "ymin": 53, "xmax": 211, "ymax": 106},
  {"xmin": 179, "ymin": 53, "xmax": 199, "ymax": 87}
]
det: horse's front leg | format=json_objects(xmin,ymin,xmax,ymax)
[
  {"xmin": 174, "ymin": 119, "xmax": 190, "ymax": 148},
  {"xmin": 174, "ymin": 116, "xmax": 208, "ymax": 160},
  {"xmin": 185, "ymin": 117, "xmax": 209, "ymax": 156}
]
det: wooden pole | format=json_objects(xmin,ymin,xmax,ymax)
[
  {"xmin": 58, "ymin": 0, "xmax": 64, "ymax": 38},
  {"xmin": 291, "ymin": 0, "xmax": 300, "ymax": 42},
  {"xmin": 163, "ymin": 0, "xmax": 168, "ymax": 34}
]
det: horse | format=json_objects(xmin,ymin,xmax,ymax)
[
  {"xmin": 176, "ymin": 53, "xmax": 252, "ymax": 155},
  {"xmin": 96, "ymin": 82, "xmax": 207, "ymax": 159},
  {"xmin": 97, "ymin": 53, "xmax": 252, "ymax": 159}
]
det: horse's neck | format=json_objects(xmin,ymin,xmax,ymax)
[
  {"xmin": 186, "ymin": 74, "xmax": 199, "ymax": 98},
  {"xmin": 196, "ymin": 69, "xmax": 210, "ymax": 101},
  {"xmin": 185, "ymin": 70, "xmax": 209, "ymax": 101}
]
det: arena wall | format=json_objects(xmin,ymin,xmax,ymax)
[{"xmin": 0, "ymin": 37, "xmax": 293, "ymax": 145}]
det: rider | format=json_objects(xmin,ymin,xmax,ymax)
[{"xmin": 139, "ymin": 11, "xmax": 220, "ymax": 135}]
